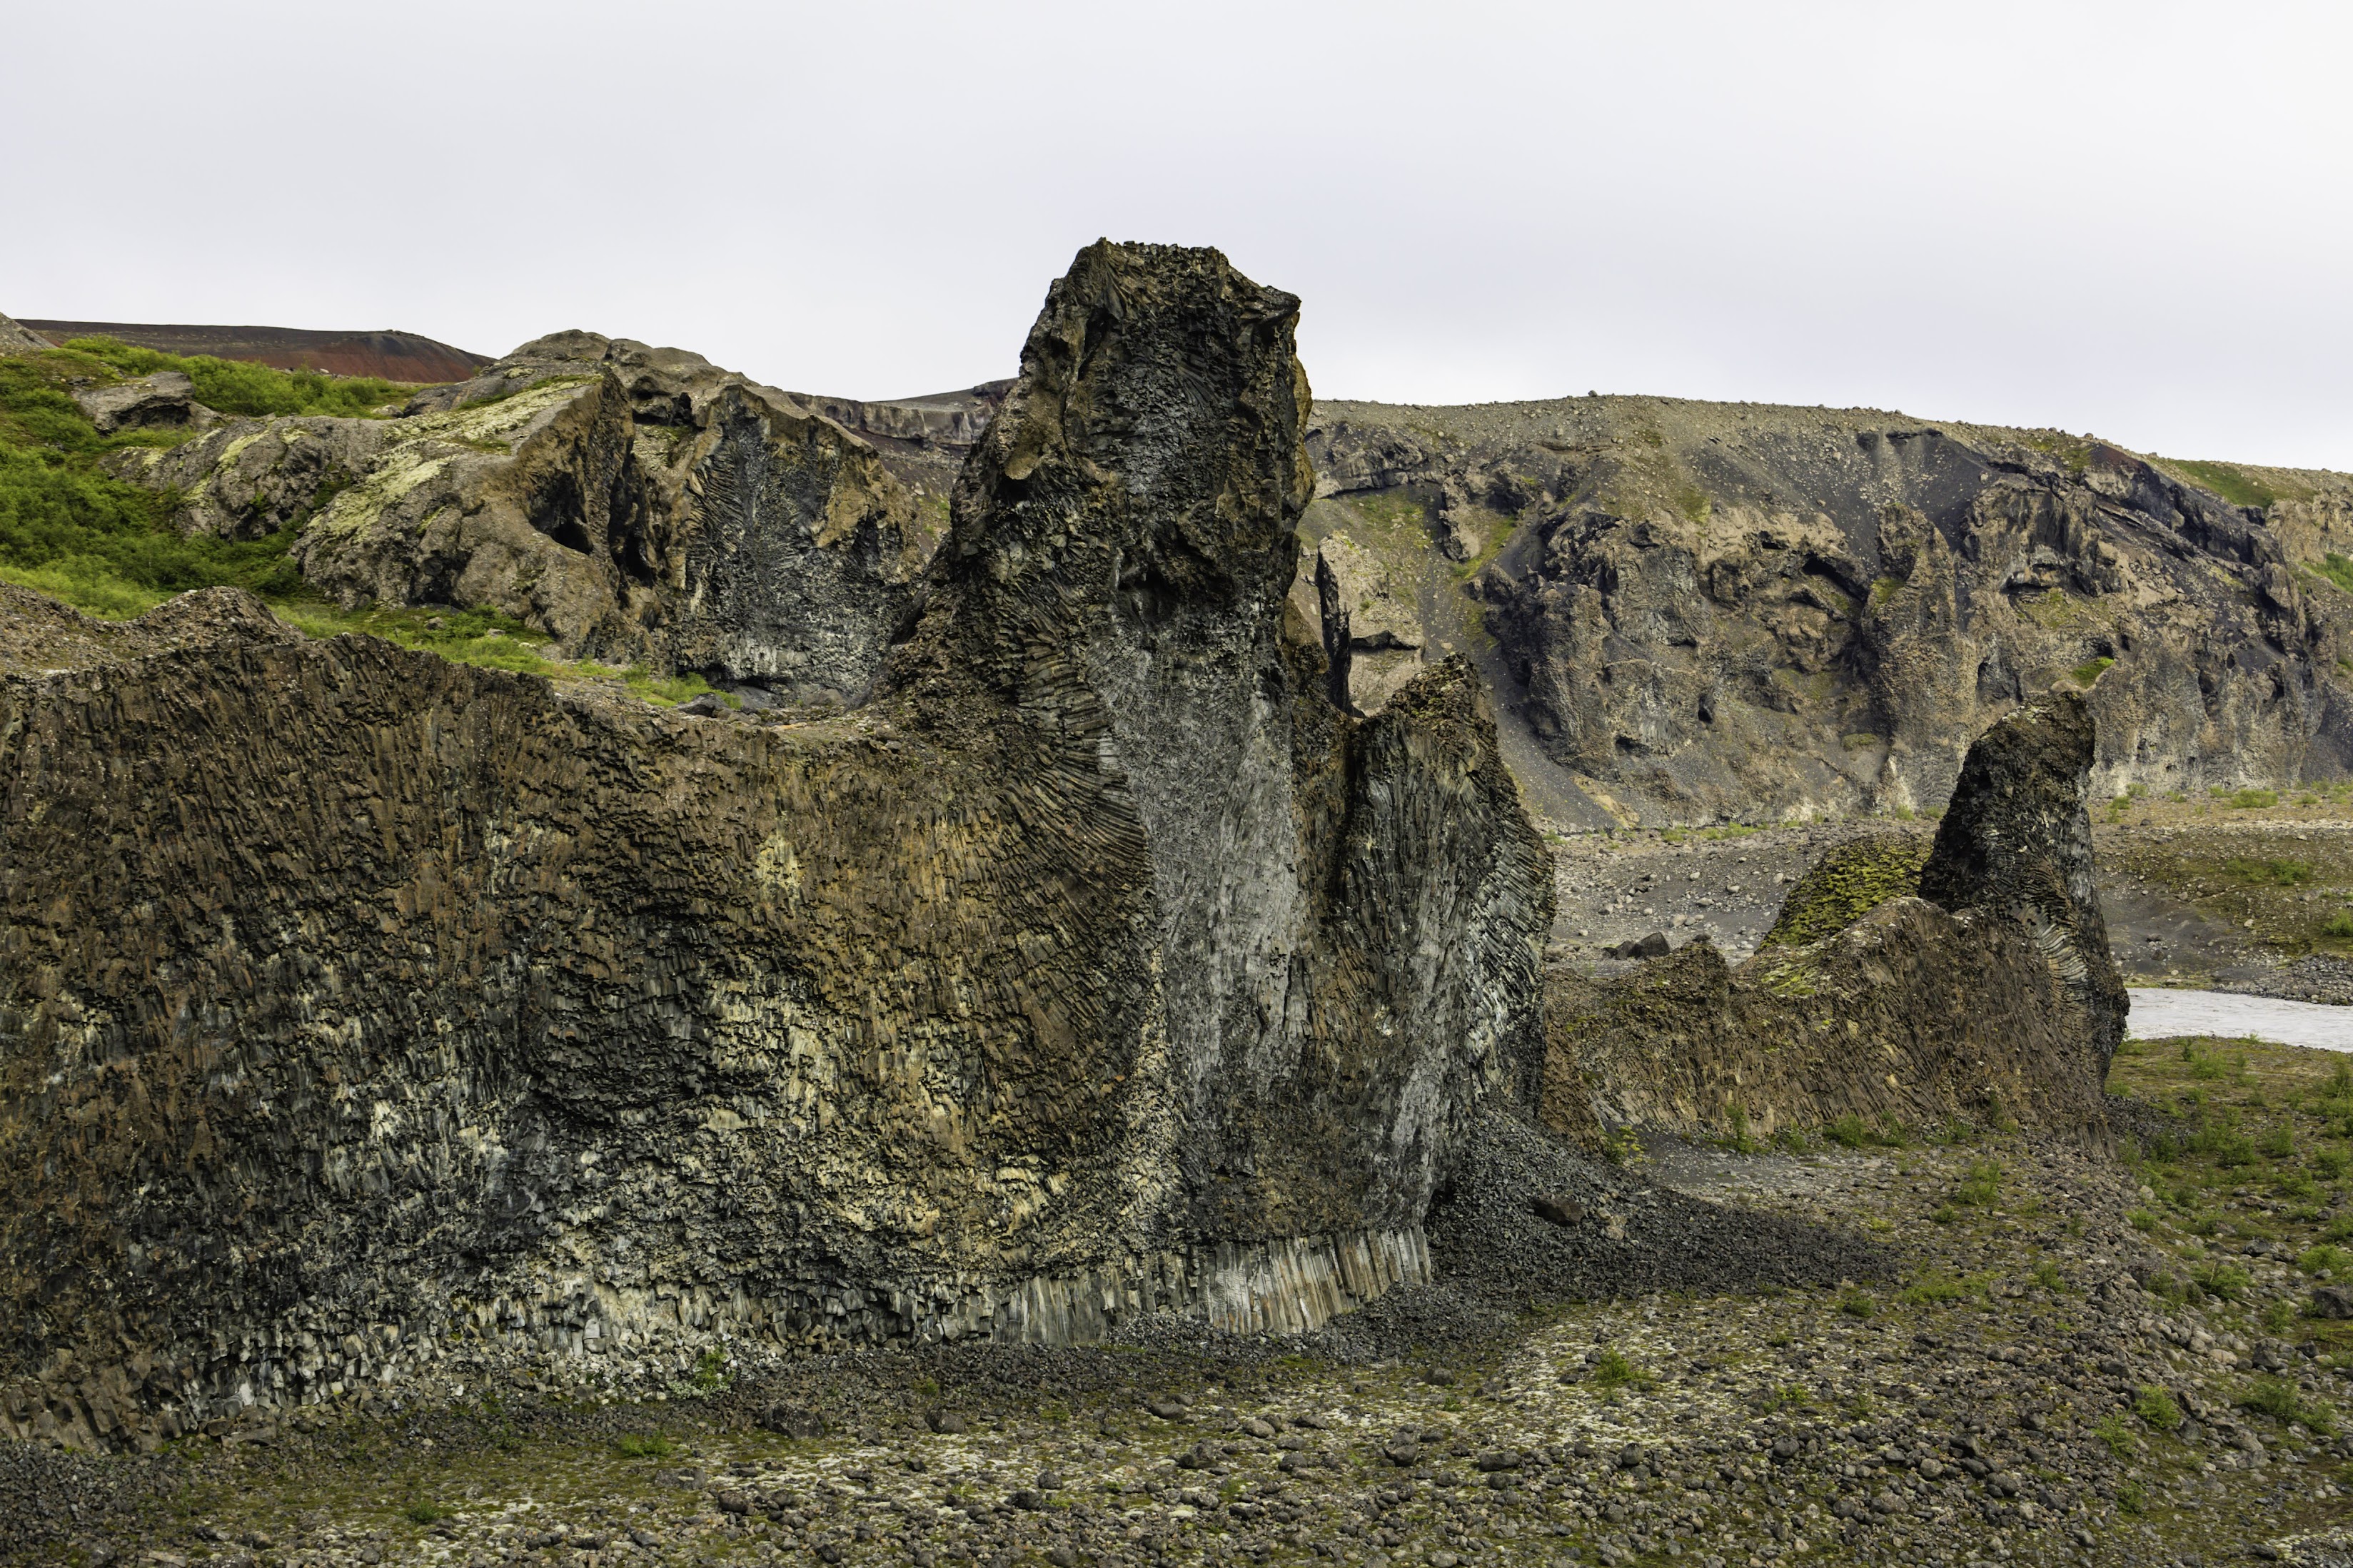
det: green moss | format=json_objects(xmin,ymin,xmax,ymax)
[
  {"xmin": 2317, "ymin": 554, "xmax": 2353, "ymax": 596},
  {"xmin": 1868, "ymin": 575, "xmax": 1905, "ymax": 612},
  {"xmin": 1761, "ymin": 836, "xmax": 1932, "ymax": 949},
  {"xmin": 1840, "ymin": 732, "xmax": 1882, "ymax": 751},
  {"xmin": 2072, "ymin": 656, "xmax": 2115, "ymax": 687}
]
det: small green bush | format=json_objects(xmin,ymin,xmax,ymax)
[
  {"xmin": 2299, "ymin": 1244, "xmax": 2353, "ymax": 1277},
  {"xmin": 2229, "ymin": 789, "xmax": 2281, "ymax": 811},
  {"xmin": 2191, "ymin": 1260, "xmax": 2251, "ymax": 1301},
  {"xmin": 2092, "ymin": 1413, "xmax": 2138, "ymax": 1457},
  {"xmin": 402, "ymin": 1502, "xmax": 453, "ymax": 1526},
  {"xmin": 1588, "ymin": 1347, "xmax": 1650, "ymax": 1392},
  {"xmin": 2127, "ymin": 1208, "xmax": 2160, "ymax": 1233},
  {"xmin": 615, "ymin": 1432, "xmax": 675, "ymax": 1458},
  {"xmin": 2324, "ymin": 911, "xmax": 2353, "ymax": 939},
  {"xmin": 2262, "ymin": 1126, "xmax": 2299, "ymax": 1160},
  {"xmin": 2132, "ymin": 1385, "xmax": 2184, "ymax": 1430},
  {"xmin": 2314, "ymin": 1147, "xmax": 2351, "ymax": 1180},
  {"xmin": 1837, "ymin": 1289, "xmax": 1877, "ymax": 1319},
  {"xmin": 1825, "ymin": 1114, "xmax": 1871, "ymax": 1150},
  {"xmin": 1953, "ymin": 1160, "xmax": 2002, "ymax": 1208},
  {"xmin": 1896, "ymin": 1272, "xmax": 1980, "ymax": 1306},
  {"xmin": 2238, "ymin": 1377, "xmax": 2336, "ymax": 1435}
]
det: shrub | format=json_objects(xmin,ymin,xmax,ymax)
[
  {"xmin": 2132, "ymin": 1385, "xmax": 2184, "ymax": 1430},
  {"xmin": 2325, "ymin": 911, "xmax": 2353, "ymax": 939},
  {"xmin": 2299, "ymin": 1244, "xmax": 2353, "ymax": 1277},
  {"xmin": 2191, "ymin": 1261, "xmax": 2251, "ymax": 1301},
  {"xmin": 402, "ymin": 1502, "xmax": 453, "ymax": 1526},
  {"xmin": 2261, "ymin": 1126, "xmax": 2298, "ymax": 1160},
  {"xmin": 1896, "ymin": 1272, "xmax": 1980, "ymax": 1306},
  {"xmin": 1954, "ymin": 1160, "xmax": 2002, "ymax": 1208},
  {"xmin": 2238, "ymin": 1377, "xmax": 2336, "ymax": 1435},
  {"xmin": 1837, "ymin": 1290, "xmax": 1877, "ymax": 1319},
  {"xmin": 2030, "ymin": 1260, "xmax": 2069, "ymax": 1294},
  {"xmin": 2092, "ymin": 1414, "xmax": 2138, "ymax": 1457},
  {"xmin": 2229, "ymin": 789, "xmax": 2281, "ymax": 811},
  {"xmin": 615, "ymin": 1432, "xmax": 675, "ymax": 1458},
  {"xmin": 1825, "ymin": 1114, "xmax": 1871, "ymax": 1150},
  {"xmin": 2314, "ymin": 1147, "xmax": 2351, "ymax": 1180},
  {"xmin": 2128, "ymin": 1208, "xmax": 2160, "ymax": 1233},
  {"xmin": 1588, "ymin": 1347, "xmax": 1650, "ymax": 1392}
]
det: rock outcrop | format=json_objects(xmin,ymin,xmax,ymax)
[
  {"xmin": 0, "ymin": 310, "xmax": 53, "ymax": 355},
  {"xmin": 0, "ymin": 243, "xmax": 1551, "ymax": 1452},
  {"xmin": 1296, "ymin": 399, "xmax": 2353, "ymax": 825},
  {"xmin": 71, "ymin": 370, "xmax": 215, "ymax": 434},
  {"xmin": 1541, "ymin": 692, "xmax": 2121, "ymax": 1148},
  {"xmin": 114, "ymin": 333, "xmax": 924, "ymax": 702}
]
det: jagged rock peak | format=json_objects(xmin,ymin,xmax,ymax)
[
  {"xmin": 1919, "ymin": 688, "xmax": 2129, "ymax": 1070},
  {"xmin": 893, "ymin": 239, "xmax": 1313, "ymax": 706}
]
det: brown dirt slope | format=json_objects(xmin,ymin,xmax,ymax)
[{"xmin": 19, "ymin": 320, "xmax": 488, "ymax": 382}]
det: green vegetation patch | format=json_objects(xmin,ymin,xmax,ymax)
[
  {"xmin": 2169, "ymin": 459, "xmax": 2277, "ymax": 511},
  {"xmin": 2072, "ymin": 656, "xmax": 2115, "ymax": 687},
  {"xmin": 0, "ymin": 348, "xmax": 328, "ymax": 616},
  {"xmin": 62, "ymin": 336, "xmax": 408, "ymax": 420},
  {"xmin": 2316, "ymin": 554, "xmax": 2353, "ymax": 596},
  {"xmin": 1761, "ymin": 835, "xmax": 1932, "ymax": 949},
  {"xmin": 2228, "ymin": 856, "xmax": 2315, "ymax": 886}
]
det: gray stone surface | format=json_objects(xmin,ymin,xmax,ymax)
[{"xmin": 0, "ymin": 243, "xmax": 1551, "ymax": 1451}]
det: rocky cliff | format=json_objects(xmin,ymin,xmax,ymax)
[
  {"xmin": 0, "ymin": 244, "xmax": 1551, "ymax": 1452},
  {"xmin": 1541, "ymin": 692, "xmax": 2122, "ymax": 1148},
  {"xmin": 111, "ymin": 333, "xmax": 925, "ymax": 704},
  {"xmin": 1296, "ymin": 398, "xmax": 2353, "ymax": 828}
]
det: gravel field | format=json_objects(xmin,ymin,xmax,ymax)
[{"xmin": 12, "ymin": 1040, "xmax": 2353, "ymax": 1568}]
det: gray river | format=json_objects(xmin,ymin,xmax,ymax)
[{"xmin": 2126, "ymin": 988, "xmax": 2352, "ymax": 1050}]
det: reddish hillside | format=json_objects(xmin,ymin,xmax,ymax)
[{"xmin": 21, "ymin": 321, "xmax": 488, "ymax": 383}]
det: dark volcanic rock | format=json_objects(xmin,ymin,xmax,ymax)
[
  {"xmin": 0, "ymin": 243, "xmax": 1551, "ymax": 1450},
  {"xmin": 1541, "ymin": 694, "xmax": 2120, "ymax": 1146},
  {"xmin": 1918, "ymin": 689, "xmax": 2129, "ymax": 1073},
  {"xmin": 0, "ymin": 310, "xmax": 54, "ymax": 355},
  {"xmin": 1299, "ymin": 399, "xmax": 2353, "ymax": 824}
]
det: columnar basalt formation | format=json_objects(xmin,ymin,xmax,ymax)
[
  {"xmin": 1541, "ymin": 692, "xmax": 2122, "ymax": 1148},
  {"xmin": 0, "ymin": 244, "xmax": 1552, "ymax": 1451}
]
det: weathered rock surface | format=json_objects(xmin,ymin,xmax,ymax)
[
  {"xmin": 0, "ymin": 243, "xmax": 1551, "ymax": 1451},
  {"xmin": 0, "ymin": 310, "xmax": 54, "ymax": 355},
  {"xmin": 1298, "ymin": 399, "xmax": 2353, "ymax": 825},
  {"xmin": 114, "ymin": 333, "xmax": 923, "ymax": 699},
  {"xmin": 1541, "ymin": 694, "xmax": 2120, "ymax": 1148},
  {"xmin": 72, "ymin": 369, "xmax": 215, "ymax": 433}
]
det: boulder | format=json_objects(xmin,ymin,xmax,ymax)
[
  {"xmin": 73, "ymin": 370, "xmax": 212, "ymax": 434},
  {"xmin": 0, "ymin": 243, "xmax": 1551, "ymax": 1447}
]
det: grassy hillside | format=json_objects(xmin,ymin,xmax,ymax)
[{"xmin": 0, "ymin": 342, "xmax": 717, "ymax": 705}]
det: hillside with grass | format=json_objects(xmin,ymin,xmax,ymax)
[{"xmin": 0, "ymin": 338, "xmax": 723, "ymax": 705}]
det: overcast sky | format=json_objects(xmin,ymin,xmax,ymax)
[{"xmin": 6, "ymin": 1, "xmax": 2349, "ymax": 468}]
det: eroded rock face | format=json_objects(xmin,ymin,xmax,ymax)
[
  {"xmin": 0, "ymin": 243, "xmax": 1551, "ymax": 1451},
  {"xmin": 1542, "ymin": 694, "xmax": 2121, "ymax": 1148},
  {"xmin": 114, "ymin": 333, "xmax": 922, "ymax": 702},
  {"xmin": 1300, "ymin": 400, "xmax": 2353, "ymax": 824}
]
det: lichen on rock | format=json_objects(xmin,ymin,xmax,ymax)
[{"xmin": 0, "ymin": 243, "xmax": 1551, "ymax": 1452}]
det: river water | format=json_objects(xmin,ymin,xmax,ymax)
[{"xmin": 2126, "ymin": 988, "xmax": 2353, "ymax": 1050}]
